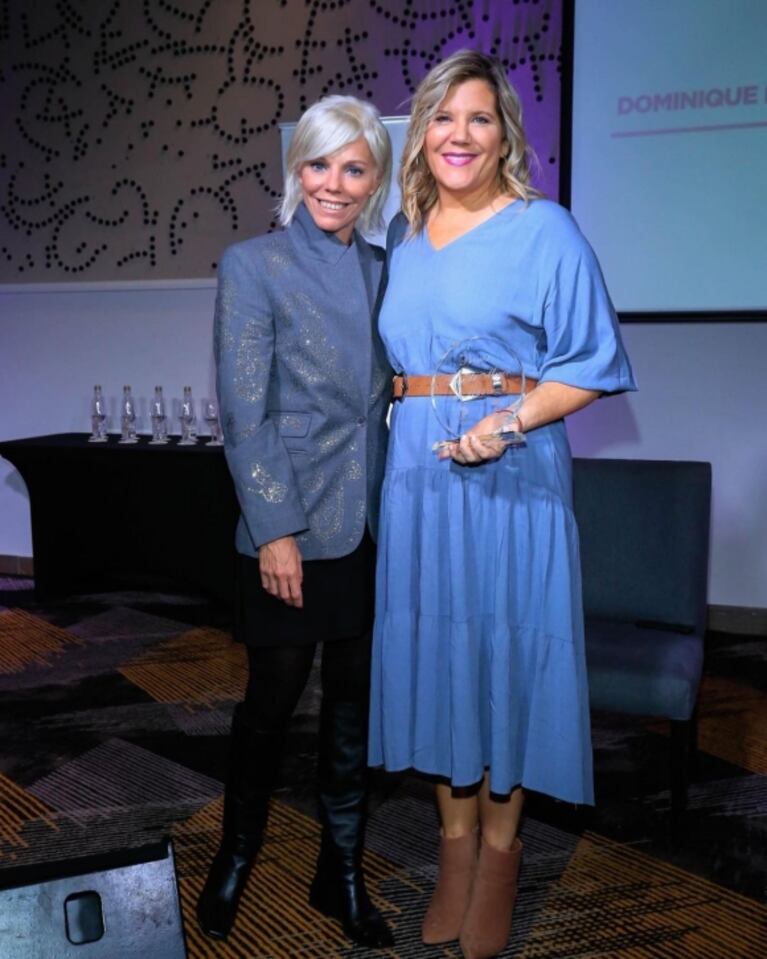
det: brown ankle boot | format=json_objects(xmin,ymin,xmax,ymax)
[
  {"xmin": 421, "ymin": 832, "xmax": 478, "ymax": 944},
  {"xmin": 459, "ymin": 837, "xmax": 522, "ymax": 959}
]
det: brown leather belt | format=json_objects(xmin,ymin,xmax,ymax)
[{"xmin": 392, "ymin": 372, "xmax": 537, "ymax": 400}]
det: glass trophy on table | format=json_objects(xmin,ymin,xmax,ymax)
[
  {"xmin": 429, "ymin": 336, "xmax": 528, "ymax": 454},
  {"xmin": 149, "ymin": 385, "xmax": 169, "ymax": 444},
  {"xmin": 178, "ymin": 386, "xmax": 198, "ymax": 445},
  {"xmin": 119, "ymin": 384, "xmax": 138, "ymax": 444},
  {"xmin": 203, "ymin": 400, "xmax": 223, "ymax": 446},
  {"xmin": 89, "ymin": 384, "xmax": 108, "ymax": 442}
]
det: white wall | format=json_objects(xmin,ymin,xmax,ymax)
[
  {"xmin": 1, "ymin": 287, "xmax": 765, "ymax": 609},
  {"xmin": 0, "ymin": 282, "xmax": 216, "ymax": 557},
  {"xmin": 567, "ymin": 321, "xmax": 767, "ymax": 609}
]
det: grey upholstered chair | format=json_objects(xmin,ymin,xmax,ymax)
[{"xmin": 572, "ymin": 457, "xmax": 712, "ymax": 820}]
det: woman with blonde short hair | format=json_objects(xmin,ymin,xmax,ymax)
[
  {"xmin": 197, "ymin": 94, "xmax": 393, "ymax": 949},
  {"xmin": 368, "ymin": 51, "xmax": 636, "ymax": 959}
]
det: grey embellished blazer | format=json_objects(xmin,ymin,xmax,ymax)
[{"xmin": 213, "ymin": 202, "xmax": 391, "ymax": 562}]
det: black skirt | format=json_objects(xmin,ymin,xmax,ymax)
[{"xmin": 235, "ymin": 530, "xmax": 375, "ymax": 647}]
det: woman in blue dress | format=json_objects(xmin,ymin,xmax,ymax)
[{"xmin": 368, "ymin": 51, "xmax": 636, "ymax": 959}]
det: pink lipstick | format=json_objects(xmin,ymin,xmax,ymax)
[{"xmin": 442, "ymin": 153, "xmax": 476, "ymax": 166}]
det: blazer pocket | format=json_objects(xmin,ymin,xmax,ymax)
[{"xmin": 269, "ymin": 411, "xmax": 312, "ymax": 438}]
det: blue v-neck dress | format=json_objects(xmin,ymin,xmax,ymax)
[{"xmin": 368, "ymin": 200, "xmax": 636, "ymax": 804}]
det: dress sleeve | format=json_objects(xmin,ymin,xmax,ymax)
[
  {"xmin": 538, "ymin": 219, "xmax": 637, "ymax": 395},
  {"xmin": 214, "ymin": 243, "xmax": 309, "ymax": 549}
]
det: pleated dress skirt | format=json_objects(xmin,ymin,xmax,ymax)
[{"xmin": 368, "ymin": 395, "xmax": 595, "ymax": 805}]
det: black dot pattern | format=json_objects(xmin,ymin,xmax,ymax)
[{"xmin": 0, "ymin": 0, "xmax": 562, "ymax": 280}]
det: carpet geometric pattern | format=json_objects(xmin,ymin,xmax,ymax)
[
  {"xmin": 696, "ymin": 675, "xmax": 767, "ymax": 775},
  {"xmin": 0, "ymin": 607, "xmax": 84, "ymax": 675},
  {"xmin": 119, "ymin": 626, "xmax": 248, "ymax": 710},
  {"xmin": 0, "ymin": 772, "xmax": 58, "ymax": 856},
  {"xmin": 0, "ymin": 576, "xmax": 765, "ymax": 958}
]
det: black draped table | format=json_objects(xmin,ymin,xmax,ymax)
[{"xmin": 0, "ymin": 433, "xmax": 239, "ymax": 603}]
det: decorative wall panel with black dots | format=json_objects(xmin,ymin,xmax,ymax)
[{"xmin": 0, "ymin": 0, "xmax": 563, "ymax": 282}]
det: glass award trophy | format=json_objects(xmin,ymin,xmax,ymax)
[
  {"xmin": 178, "ymin": 385, "xmax": 198, "ymax": 445},
  {"xmin": 119, "ymin": 384, "xmax": 138, "ymax": 444},
  {"xmin": 89, "ymin": 384, "xmax": 108, "ymax": 442},
  {"xmin": 149, "ymin": 385, "xmax": 169, "ymax": 444},
  {"xmin": 430, "ymin": 336, "xmax": 527, "ymax": 453},
  {"xmin": 203, "ymin": 400, "xmax": 223, "ymax": 446}
]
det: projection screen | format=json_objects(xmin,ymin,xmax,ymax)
[{"xmin": 567, "ymin": 0, "xmax": 767, "ymax": 317}]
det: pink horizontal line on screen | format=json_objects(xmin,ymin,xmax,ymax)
[{"xmin": 611, "ymin": 119, "xmax": 767, "ymax": 138}]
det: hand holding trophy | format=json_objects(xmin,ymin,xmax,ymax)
[{"xmin": 429, "ymin": 336, "xmax": 530, "ymax": 459}]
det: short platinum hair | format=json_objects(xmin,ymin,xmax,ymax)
[{"xmin": 279, "ymin": 95, "xmax": 392, "ymax": 235}]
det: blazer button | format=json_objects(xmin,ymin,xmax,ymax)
[{"xmin": 357, "ymin": 416, "xmax": 366, "ymax": 425}]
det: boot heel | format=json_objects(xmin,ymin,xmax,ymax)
[
  {"xmin": 310, "ymin": 854, "xmax": 393, "ymax": 948},
  {"xmin": 197, "ymin": 839, "xmax": 260, "ymax": 939}
]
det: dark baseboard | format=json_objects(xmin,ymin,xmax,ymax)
[
  {"xmin": 708, "ymin": 604, "xmax": 767, "ymax": 636},
  {"xmin": 0, "ymin": 554, "xmax": 34, "ymax": 577}
]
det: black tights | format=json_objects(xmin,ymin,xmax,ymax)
[{"xmin": 242, "ymin": 634, "xmax": 372, "ymax": 732}]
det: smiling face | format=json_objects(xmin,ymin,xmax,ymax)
[
  {"xmin": 423, "ymin": 78, "xmax": 507, "ymax": 204},
  {"xmin": 298, "ymin": 137, "xmax": 381, "ymax": 244}
]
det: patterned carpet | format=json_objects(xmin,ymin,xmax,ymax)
[{"xmin": 1, "ymin": 576, "xmax": 765, "ymax": 958}]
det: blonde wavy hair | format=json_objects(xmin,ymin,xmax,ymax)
[{"xmin": 400, "ymin": 50, "xmax": 540, "ymax": 233}]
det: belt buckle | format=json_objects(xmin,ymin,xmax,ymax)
[
  {"xmin": 449, "ymin": 367, "xmax": 479, "ymax": 402},
  {"xmin": 399, "ymin": 372, "xmax": 408, "ymax": 399}
]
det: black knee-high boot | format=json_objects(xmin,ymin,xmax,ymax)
[
  {"xmin": 197, "ymin": 704, "xmax": 286, "ymax": 940},
  {"xmin": 308, "ymin": 699, "xmax": 394, "ymax": 948}
]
